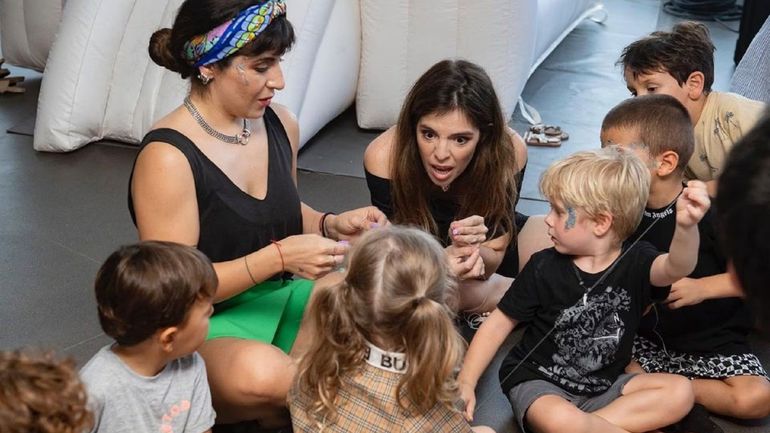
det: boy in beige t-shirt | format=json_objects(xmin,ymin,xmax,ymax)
[{"xmin": 618, "ymin": 21, "xmax": 766, "ymax": 195}]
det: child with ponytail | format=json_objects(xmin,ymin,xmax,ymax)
[{"xmin": 288, "ymin": 226, "xmax": 494, "ymax": 432}]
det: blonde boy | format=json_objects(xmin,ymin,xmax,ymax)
[
  {"xmin": 458, "ymin": 148, "xmax": 710, "ymax": 433},
  {"xmin": 601, "ymin": 95, "xmax": 770, "ymax": 422}
]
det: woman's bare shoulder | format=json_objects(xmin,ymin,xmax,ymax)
[
  {"xmin": 134, "ymin": 140, "xmax": 191, "ymax": 181},
  {"xmin": 364, "ymin": 126, "xmax": 396, "ymax": 179}
]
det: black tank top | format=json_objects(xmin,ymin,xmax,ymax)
[{"xmin": 128, "ymin": 107, "xmax": 302, "ymax": 276}]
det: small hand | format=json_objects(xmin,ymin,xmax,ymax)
[
  {"xmin": 447, "ymin": 245, "xmax": 485, "ymax": 280},
  {"xmin": 450, "ymin": 215, "xmax": 488, "ymax": 247},
  {"xmin": 327, "ymin": 206, "xmax": 388, "ymax": 240},
  {"xmin": 675, "ymin": 180, "xmax": 710, "ymax": 228},
  {"xmin": 666, "ymin": 277, "xmax": 705, "ymax": 309},
  {"xmin": 279, "ymin": 234, "xmax": 349, "ymax": 280},
  {"xmin": 459, "ymin": 381, "xmax": 476, "ymax": 422}
]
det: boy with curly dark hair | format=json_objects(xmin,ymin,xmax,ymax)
[
  {"xmin": 0, "ymin": 350, "xmax": 93, "ymax": 433},
  {"xmin": 619, "ymin": 21, "xmax": 767, "ymax": 196}
]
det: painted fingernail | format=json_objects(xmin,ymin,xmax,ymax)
[
  {"xmin": 452, "ymin": 228, "xmax": 460, "ymax": 236},
  {"xmin": 338, "ymin": 240, "xmax": 349, "ymax": 245}
]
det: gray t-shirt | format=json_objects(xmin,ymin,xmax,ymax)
[{"xmin": 80, "ymin": 345, "xmax": 216, "ymax": 433}]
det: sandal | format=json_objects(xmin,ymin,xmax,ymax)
[
  {"xmin": 530, "ymin": 124, "xmax": 569, "ymax": 141},
  {"xmin": 524, "ymin": 130, "xmax": 561, "ymax": 147},
  {"xmin": 0, "ymin": 58, "xmax": 25, "ymax": 94},
  {"xmin": 0, "ymin": 79, "xmax": 25, "ymax": 94}
]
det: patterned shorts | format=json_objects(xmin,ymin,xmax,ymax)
[{"xmin": 633, "ymin": 336, "xmax": 769, "ymax": 379}]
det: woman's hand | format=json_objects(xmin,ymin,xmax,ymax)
[
  {"xmin": 325, "ymin": 206, "xmax": 388, "ymax": 241},
  {"xmin": 278, "ymin": 234, "xmax": 349, "ymax": 280},
  {"xmin": 449, "ymin": 216, "xmax": 488, "ymax": 247},
  {"xmin": 447, "ymin": 244, "xmax": 485, "ymax": 280}
]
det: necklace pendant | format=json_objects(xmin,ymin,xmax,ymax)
[
  {"xmin": 441, "ymin": 184, "xmax": 450, "ymax": 192},
  {"xmin": 237, "ymin": 128, "xmax": 251, "ymax": 145}
]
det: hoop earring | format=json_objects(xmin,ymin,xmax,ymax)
[{"xmin": 198, "ymin": 74, "xmax": 212, "ymax": 85}]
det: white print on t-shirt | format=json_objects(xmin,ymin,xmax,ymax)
[
  {"xmin": 643, "ymin": 207, "xmax": 673, "ymax": 220},
  {"xmin": 538, "ymin": 286, "xmax": 631, "ymax": 393}
]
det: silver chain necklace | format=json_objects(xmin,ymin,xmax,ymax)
[{"xmin": 184, "ymin": 96, "xmax": 251, "ymax": 145}]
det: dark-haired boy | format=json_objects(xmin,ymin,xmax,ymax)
[
  {"xmin": 601, "ymin": 95, "xmax": 770, "ymax": 423},
  {"xmin": 619, "ymin": 21, "xmax": 767, "ymax": 196},
  {"xmin": 80, "ymin": 241, "xmax": 217, "ymax": 433}
]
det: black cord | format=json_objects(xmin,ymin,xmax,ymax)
[{"xmin": 663, "ymin": 0, "xmax": 742, "ymax": 23}]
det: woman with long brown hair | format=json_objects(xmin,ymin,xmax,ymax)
[
  {"xmin": 365, "ymin": 59, "xmax": 549, "ymax": 316},
  {"xmin": 132, "ymin": 0, "xmax": 385, "ymax": 427}
]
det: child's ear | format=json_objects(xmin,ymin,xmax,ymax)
[
  {"xmin": 158, "ymin": 327, "xmax": 179, "ymax": 353},
  {"xmin": 592, "ymin": 212, "xmax": 614, "ymax": 237},
  {"xmin": 655, "ymin": 150, "xmax": 680, "ymax": 177},
  {"xmin": 685, "ymin": 71, "xmax": 705, "ymax": 100}
]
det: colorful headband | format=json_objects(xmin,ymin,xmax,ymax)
[{"xmin": 183, "ymin": 0, "xmax": 286, "ymax": 67}]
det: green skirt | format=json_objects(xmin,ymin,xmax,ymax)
[{"xmin": 207, "ymin": 279, "xmax": 313, "ymax": 354}]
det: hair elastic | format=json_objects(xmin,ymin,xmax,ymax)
[
  {"xmin": 244, "ymin": 255, "xmax": 257, "ymax": 285},
  {"xmin": 319, "ymin": 212, "xmax": 335, "ymax": 238}
]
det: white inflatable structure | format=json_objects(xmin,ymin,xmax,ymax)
[
  {"xmin": 355, "ymin": 0, "xmax": 605, "ymax": 129},
  {"xmin": 0, "ymin": 0, "xmax": 65, "ymax": 72},
  {"xmin": 1, "ymin": 0, "xmax": 604, "ymax": 151},
  {"xmin": 26, "ymin": 0, "xmax": 359, "ymax": 152}
]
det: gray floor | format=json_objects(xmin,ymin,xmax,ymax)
[{"xmin": 1, "ymin": 0, "xmax": 767, "ymax": 432}]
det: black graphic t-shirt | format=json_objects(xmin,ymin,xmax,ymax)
[
  {"xmin": 498, "ymin": 244, "xmax": 665, "ymax": 395},
  {"xmin": 633, "ymin": 201, "xmax": 752, "ymax": 355}
]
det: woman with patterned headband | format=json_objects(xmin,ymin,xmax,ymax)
[{"xmin": 129, "ymin": 0, "xmax": 386, "ymax": 427}]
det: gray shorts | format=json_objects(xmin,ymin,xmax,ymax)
[{"xmin": 507, "ymin": 373, "xmax": 637, "ymax": 433}]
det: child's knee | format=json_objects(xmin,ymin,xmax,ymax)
[
  {"xmin": 528, "ymin": 398, "xmax": 588, "ymax": 433},
  {"xmin": 730, "ymin": 377, "xmax": 770, "ymax": 419},
  {"xmin": 657, "ymin": 374, "xmax": 695, "ymax": 416}
]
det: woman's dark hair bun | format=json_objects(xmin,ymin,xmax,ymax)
[{"xmin": 149, "ymin": 28, "xmax": 185, "ymax": 74}]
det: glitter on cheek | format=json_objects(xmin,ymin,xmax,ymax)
[
  {"xmin": 235, "ymin": 63, "xmax": 249, "ymax": 85},
  {"xmin": 565, "ymin": 207, "xmax": 577, "ymax": 230}
]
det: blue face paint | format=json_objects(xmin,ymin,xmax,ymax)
[{"xmin": 565, "ymin": 207, "xmax": 576, "ymax": 230}]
